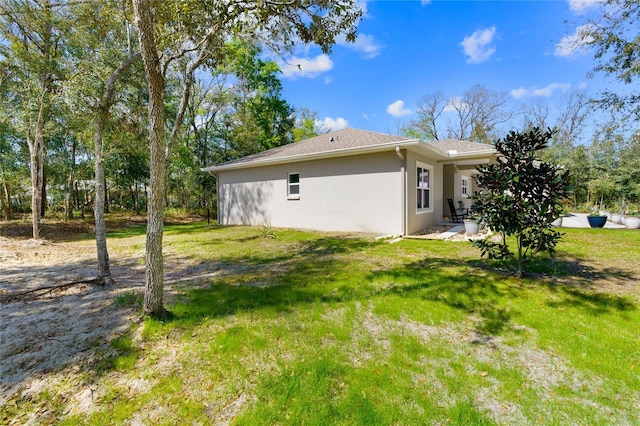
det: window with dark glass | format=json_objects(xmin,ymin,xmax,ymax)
[{"xmin": 288, "ymin": 173, "xmax": 300, "ymax": 198}]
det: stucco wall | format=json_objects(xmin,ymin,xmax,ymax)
[
  {"xmin": 217, "ymin": 151, "xmax": 404, "ymax": 235},
  {"xmin": 406, "ymin": 151, "xmax": 443, "ymax": 234}
]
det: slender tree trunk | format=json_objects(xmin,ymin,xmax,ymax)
[
  {"xmin": 65, "ymin": 139, "xmax": 76, "ymax": 220},
  {"xmin": 104, "ymin": 175, "xmax": 110, "ymax": 214},
  {"xmin": 133, "ymin": 0, "xmax": 212, "ymax": 317},
  {"xmin": 130, "ymin": 183, "xmax": 137, "ymax": 214},
  {"xmin": 93, "ymin": 52, "xmax": 140, "ymax": 286},
  {"xmin": 517, "ymin": 237, "xmax": 524, "ymax": 278},
  {"xmin": 94, "ymin": 114, "xmax": 114, "ymax": 285},
  {"xmin": 74, "ymin": 181, "xmax": 80, "ymax": 209},
  {"xmin": 27, "ymin": 128, "xmax": 44, "ymax": 239},
  {"xmin": 0, "ymin": 182, "xmax": 9, "ymax": 220},
  {"xmin": 40, "ymin": 166, "xmax": 47, "ymax": 218},
  {"xmin": 134, "ymin": 0, "xmax": 167, "ymax": 317}
]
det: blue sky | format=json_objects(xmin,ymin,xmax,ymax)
[{"xmin": 273, "ymin": 0, "xmax": 612, "ymax": 140}]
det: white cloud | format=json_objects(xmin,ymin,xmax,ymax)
[
  {"xmin": 315, "ymin": 117, "xmax": 349, "ymax": 132},
  {"xmin": 421, "ymin": 0, "xmax": 432, "ymax": 5},
  {"xmin": 555, "ymin": 24, "xmax": 596, "ymax": 58},
  {"xmin": 338, "ymin": 33, "xmax": 384, "ymax": 59},
  {"xmin": 460, "ymin": 26, "xmax": 497, "ymax": 64},
  {"xmin": 568, "ymin": 0, "xmax": 603, "ymax": 13},
  {"xmin": 533, "ymin": 83, "xmax": 572, "ymax": 97},
  {"xmin": 510, "ymin": 87, "xmax": 529, "ymax": 99},
  {"xmin": 386, "ymin": 100, "xmax": 412, "ymax": 118},
  {"xmin": 510, "ymin": 83, "xmax": 572, "ymax": 99},
  {"xmin": 279, "ymin": 54, "xmax": 333, "ymax": 79}
]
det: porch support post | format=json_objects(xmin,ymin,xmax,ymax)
[{"xmin": 396, "ymin": 146, "xmax": 407, "ymax": 236}]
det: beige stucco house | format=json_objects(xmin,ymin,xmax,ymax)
[{"xmin": 202, "ymin": 128, "xmax": 496, "ymax": 235}]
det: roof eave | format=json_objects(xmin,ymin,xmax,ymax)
[
  {"xmin": 202, "ymin": 139, "xmax": 423, "ymax": 173},
  {"xmin": 438, "ymin": 149, "xmax": 497, "ymax": 161}
]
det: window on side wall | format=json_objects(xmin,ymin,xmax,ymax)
[
  {"xmin": 461, "ymin": 175, "xmax": 469, "ymax": 197},
  {"xmin": 288, "ymin": 173, "xmax": 300, "ymax": 200},
  {"xmin": 416, "ymin": 162, "xmax": 433, "ymax": 212}
]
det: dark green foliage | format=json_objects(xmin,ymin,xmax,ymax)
[
  {"xmin": 472, "ymin": 128, "xmax": 571, "ymax": 276},
  {"xmin": 587, "ymin": 0, "xmax": 640, "ymax": 115},
  {"xmin": 222, "ymin": 41, "xmax": 295, "ymax": 159}
]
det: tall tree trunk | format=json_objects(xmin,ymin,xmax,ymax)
[
  {"xmin": 40, "ymin": 166, "xmax": 46, "ymax": 218},
  {"xmin": 65, "ymin": 139, "xmax": 76, "ymax": 220},
  {"xmin": 133, "ymin": 0, "xmax": 212, "ymax": 317},
  {"xmin": 104, "ymin": 175, "xmax": 110, "ymax": 214},
  {"xmin": 93, "ymin": 52, "xmax": 140, "ymax": 286},
  {"xmin": 27, "ymin": 122, "xmax": 44, "ymax": 240},
  {"xmin": 0, "ymin": 182, "xmax": 10, "ymax": 220},
  {"xmin": 94, "ymin": 114, "xmax": 114, "ymax": 285},
  {"xmin": 134, "ymin": 0, "xmax": 167, "ymax": 317},
  {"xmin": 130, "ymin": 183, "xmax": 137, "ymax": 214},
  {"xmin": 74, "ymin": 181, "xmax": 80, "ymax": 209}
]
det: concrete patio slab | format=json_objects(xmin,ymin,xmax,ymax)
[{"xmin": 558, "ymin": 213, "xmax": 627, "ymax": 229}]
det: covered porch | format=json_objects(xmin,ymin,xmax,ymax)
[{"xmin": 441, "ymin": 161, "xmax": 487, "ymax": 223}]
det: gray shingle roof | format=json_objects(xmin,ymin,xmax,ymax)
[
  {"xmin": 427, "ymin": 139, "xmax": 494, "ymax": 154},
  {"xmin": 202, "ymin": 128, "xmax": 495, "ymax": 172}
]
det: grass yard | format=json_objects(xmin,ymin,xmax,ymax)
[{"xmin": 2, "ymin": 222, "xmax": 639, "ymax": 425}]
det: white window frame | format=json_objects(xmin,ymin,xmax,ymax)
[
  {"xmin": 416, "ymin": 161, "xmax": 433, "ymax": 213},
  {"xmin": 461, "ymin": 175, "xmax": 470, "ymax": 197},
  {"xmin": 287, "ymin": 173, "xmax": 300, "ymax": 200}
]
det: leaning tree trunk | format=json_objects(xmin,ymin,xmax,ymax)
[
  {"xmin": 93, "ymin": 52, "xmax": 140, "ymax": 286},
  {"xmin": 134, "ymin": 0, "xmax": 167, "ymax": 317}
]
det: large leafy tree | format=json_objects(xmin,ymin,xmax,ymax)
[
  {"xmin": 169, "ymin": 40, "xmax": 293, "ymax": 211},
  {"xmin": 292, "ymin": 108, "xmax": 321, "ymax": 142},
  {"xmin": 60, "ymin": 0, "xmax": 144, "ymax": 284},
  {"xmin": 0, "ymin": 0, "xmax": 71, "ymax": 238},
  {"xmin": 472, "ymin": 128, "xmax": 571, "ymax": 277},
  {"xmin": 132, "ymin": 0, "xmax": 362, "ymax": 317},
  {"xmin": 222, "ymin": 42, "xmax": 294, "ymax": 158}
]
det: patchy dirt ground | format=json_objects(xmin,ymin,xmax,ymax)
[
  {"xmin": 0, "ymin": 236, "xmax": 143, "ymax": 405},
  {"xmin": 0, "ymin": 217, "xmax": 215, "ymax": 411}
]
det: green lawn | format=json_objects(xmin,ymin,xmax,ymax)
[{"xmin": 6, "ymin": 224, "xmax": 640, "ymax": 425}]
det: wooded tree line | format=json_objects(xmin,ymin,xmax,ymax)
[
  {"xmin": 0, "ymin": 3, "xmax": 307, "ymax": 222},
  {"xmin": 0, "ymin": 0, "xmax": 361, "ymax": 316}
]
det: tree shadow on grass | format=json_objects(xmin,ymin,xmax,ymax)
[
  {"xmin": 522, "ymin": 253, "xmax": 638, "ymax": 314},
  {"xmin": 159, "ymin": 237, "xmax": 638, "ymax": 344},
  {"xmin": 158, "ymin": 246, "xmax": 522, "ymax": 341},
  {"xmin": 367, "ymin": 257, "xmax": 519, "ymax": 336},
  {"xmin": 162, "ymin": 236, "xmax": 381, "ymax": 320}
]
